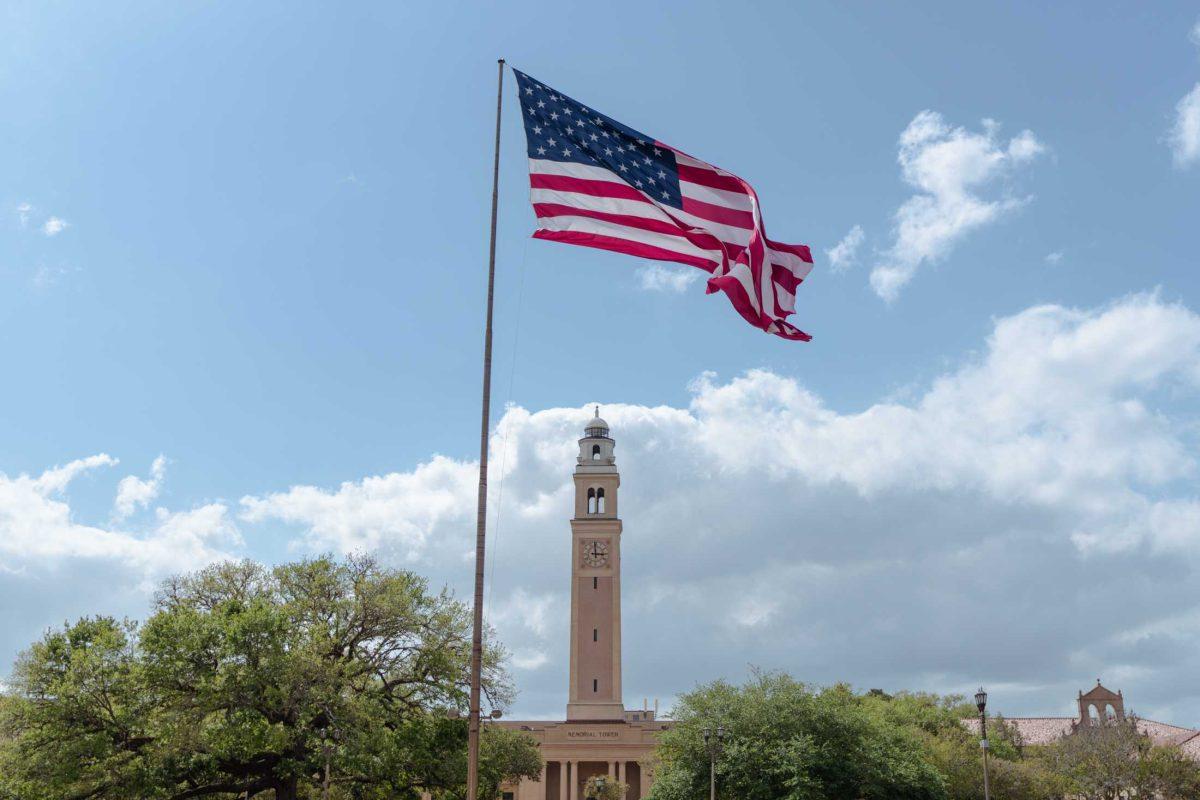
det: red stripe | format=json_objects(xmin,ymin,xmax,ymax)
[
  {"xmin": 677, "ymin": 163, "xmax": 748, "ymax": 195},
  {"xmin": 772, "ymin": 263, "xmax": 804, "ymax": 295},
  {"xmin": 530, "ymin": 173, "xmax": 649, "ymax": 204},
  {"xmin": 532, "ymin": 229, "xmax": 718, "ymax": 272},
  {"xmin": 767, "ymin": 238, "xmax": 813, "ymax": 262},
  {"xmin": 681, "ymin": 196, "xmax": 754, "ymax": 229},
  {"xmin": 533, "ymin": 202, "xmax": 686, "ymax": 238}
]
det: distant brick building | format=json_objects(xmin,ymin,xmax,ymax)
[{"xmin": 964, "ymin": 680, "xmax": 1200, "ymax": 761}]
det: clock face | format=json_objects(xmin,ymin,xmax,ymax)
[{"xmin": 581, "ymin": 539, "xmax": 610, "ymax": 568}]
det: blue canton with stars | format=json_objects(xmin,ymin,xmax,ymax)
[{"xmin": 513, "ymin": 68, "xmax": 682, "ymax": 209}]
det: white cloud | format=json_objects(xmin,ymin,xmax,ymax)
[
  {"xmin": 1169, "ymin": 84, "xmax": 1200, "ymax": 169},
  {"xmin": 0, "ymin": 455, "xmax": 239, "ymax": 574},
  {"xmin": 8, "ymin": 293, "xmax": 1200, "ymax": 723},
  {"xmin": 871, "ymin": 111, "xmax": 1044, "ymax": 301},
  {"xmin": 113, "ymin": 456, "xmax": 167, "ymax": 520},
  {"xmin": 826, "ymin": 224, "xmax": 865, "ymax": 272},
  {"xmin": 41, "ymin": 216, "xmax": 69, "ymax": 237},
  {"xmin": 1190, "ymin": 18, "xmax": 1200, "ymax": 48},
  {"xmin": 636, "ymin": 262, "xmax": 703, "ymax": 293},
  {"xmin": 1045, "ymin": 251, "xmax": 1064, "ymax": 265},
  {"xmin": 15, "ymin": 202, "xmax": 32, "ymax": 228},
  {"xmin": 239, "ymin": 454, "xmax": 478, "ymax": 560},
  {"xmin": 230, "ymin": 292, "xmax": 1200, "ymax": 721}
]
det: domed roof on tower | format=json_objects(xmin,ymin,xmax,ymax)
[{"xmin": 584, "ymin": 406, "xmax": 610, "ymax": 439}]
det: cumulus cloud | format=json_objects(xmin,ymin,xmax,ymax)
[
  {"xmin": 871, "ymin": 112, "xmax": 1044, "ymax": 301},
  {"xmin": 0, "ymin": 455, "xmax": 239, "ymax": 573},
  {"xmin": 41, "ymin": 216, "xmax": 69, "ymax": 236},
  {"xmin": 1045, "ymin": 251, "xmax": 1064, "ymax": 265},
  {"xmin": 1169, "ymin": 84, "xmax": 1200, "ymax": 169},
  {"xmin": 636, "ymin": 262, "xmax": 703, "ymax": 293},
  {"xmin": 113, "ymin": 455, "xmax": 167, "ymax": 519},
  {"xmin": 826, "ymin": 225, "xmax": 865, "ymax": 272},
  {"xmin": 6, "ymin": 293, "xmax": 1200, "ymax": 722},
  {"xmin": 233, "ymin": 292, "xmax": 1200, "ymax": 721}
]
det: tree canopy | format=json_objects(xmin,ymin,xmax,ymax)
[
  {"xmin": 647, "ymin": 671, "xmax": 1200, "ymax": 800},
  {"xmin": 0, "ymin": 556, "xmax": 541, "ymax": 800}
]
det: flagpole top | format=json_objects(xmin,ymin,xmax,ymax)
[{"xmin": 498, "ymin": 58, "xmax": 506, "ymax": 65}]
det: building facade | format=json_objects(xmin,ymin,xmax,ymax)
[{"xmin": 499, "ymin": 412, "xmax": 669, "ymax": 800}]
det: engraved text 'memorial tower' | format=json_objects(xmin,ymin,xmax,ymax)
[{"xmin": 567, "ymin": 408, "xmax": 624, "ymax": 721}]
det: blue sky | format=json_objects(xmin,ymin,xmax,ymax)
[{"xmin": 4, "ymin": 2, "xmax": 1200, "ymax": 725}]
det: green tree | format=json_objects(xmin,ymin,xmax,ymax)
[
  {"xmin": 0, "ymin": 556, "xmax": 542, "ymax": 800},
  {"xmin": 648, "ymin": 671, "xmax": 948, "ymax": 800}
]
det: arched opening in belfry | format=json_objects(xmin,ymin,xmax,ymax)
[
  {"xmin": 596, "ymin": 488, "xmax": 606, "ymax": 513},
  {"xmin": 587, "ymin": 487, "xmax": 597, "ymax": 514},
  {"xmin": 592, "ymin": 444, "xmax": 601, "ymax": 460},
  {"xmin": 1106, "ymin": 703, "xmax": 1117, "ymax": 720},
  {"xmin": 1088, "ymin": 704, "xmax": 1101, "ymax": 725}
]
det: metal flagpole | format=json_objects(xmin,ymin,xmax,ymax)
[{"xmin": 467, "ymin": 56, "xmax": 505, "ymax": 800}]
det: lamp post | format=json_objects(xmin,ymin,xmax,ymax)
[
  {"xmin": 975, "ymin": 687, "xmax": 991, "ymax": 800},
  {"xmin": 702, "ymin": 725, "xmax": 726, "ymax": 800}
]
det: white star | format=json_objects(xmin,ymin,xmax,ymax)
[
  {"xmin": 562, "ymin": 147, "xmax": 572, "ymax": 156},
  {"xmin": 661, "ymin": 190, "xmax": 669, "ymax": 199},
  {"xmin": 636, "ymin": 138, "xmax": 645, "ymax": 145},
  {"xmin": 565, "ymin": 125, "xmax": 573, "ymax": 134},
  {"xmin": 527, "ymin": 107, "xmax": 536, "ymax": 115},
  {"xmin": 643, "ymin": 157, "xmax": 651, "ymax": 165},
  {"xmin": 589, "ymin": 133, "xmax": 599, "ymax": 142},
  {"xmin": 564, "ymin": 107, "xmax": 573, "ymax": 115},
  {"xmin": 619, "ymin": 163, "xmax": 628, "ymax": 172},
  {"xmin": 537, "ymin": 100, "xmax": 546, "ymax": 108},
  {"xmin": 604, "ymin": 147, "xmax": 614, "ymax": 157},
  {"xmin": 648, "ymin": 176, "xmax": 656, "ymax": 185},
  {"xmin": 548, "ymin": 138, "xmax": 557, "ymax": 147},
  {"xmin": 653, "ymin": 147, "xmax": 662, "ymax": 156},
  {"xmin": 601, "ymin": 130, "xmax": 610, "ymax": 139},
  {"xmin": 537, "ymin": 146, "xmax": 547, "ymax": 155},
  {"xmin": 594, "ymin": 117, "xmax": 603, "ymax": 125},
  {"xmin": 550, "ymin": 112, "xmax": 559, "ymax": 121},
  {"xmin": 616, "ymin": 144, "xmax": 624, "ymax": 152},
  {"xmin": 525, "ymin": 87, "xmax": 533, "ymax": 95},
  {"xmin": 550, "ymin": 93, "xmax": 558, "ymax": 101},
  {"xmin": 533, "ymin": 126, "xmax": 542, "ymax": 134},
  {"xmin": 635, "ymin": 180, "xmax": 643, "ymax": 188},
  {"xmin": 657, "ymin": 170, "xmax": 666, "ymax": 179}
]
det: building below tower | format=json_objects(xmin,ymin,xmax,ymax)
[{"xmin": 497, "ymin": 411, "xmax": 670, "ymax": 800}]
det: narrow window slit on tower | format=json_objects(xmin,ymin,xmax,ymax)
[
  {"xmin": 593, "ymin": 577, "xmax": 598, "ymax": 589},
  {"xmin": 593, "ymin": 628, "xmax": 598, "ymax": 641},
  {"xmin": 593, "ymin": 678, "xmax": 598, "ymax": 693}
]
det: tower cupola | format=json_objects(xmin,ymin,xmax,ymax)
[{"xmin": 579, "ymin": 407, "xmax": 616, "ymax": 466}]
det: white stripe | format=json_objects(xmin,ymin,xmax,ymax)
[
  {"xmin": 680, "ymin": 179, "xmax": 753, "ymax": 212},
  {"xmin": 531, "ymin": 186, "xmax": 747, "ymax": 250},
  {"xmin": 528, "ymin": 157, "xmax": 627, "ymax": 184},
  {"xmin": 530, "ymin": 188, "xmax": 665, "ymax": 222},
  {"xmin": 666, "ymin": 207, "xmax": 752, "ymax": 248},
  {"xmin": 536, "ymin": 215, "xmax": 721, "ymax": 264},
  {"xmin": 768, "ymin": 246, "xmax": 815, "ymax": 279},
  {"xmin": 672, "ymin": 150, "xmax": 738, "ymax": 178}
]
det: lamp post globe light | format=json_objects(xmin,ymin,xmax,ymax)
[
  {"xmin": 702, "ymin": 725, "xmax": 726, "ymax": 800},
  {"xmin": 975, "ymin": 688, "xmax": 991, "ymax": 800}
]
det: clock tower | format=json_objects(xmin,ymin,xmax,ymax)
[{"xmin": 567, "ymin": 409, "xmax": 624, "ymax": 721}]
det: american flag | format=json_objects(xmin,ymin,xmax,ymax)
[{"xmin": 513, "ymin": 68, "xmax": 814, "ymax": 341}]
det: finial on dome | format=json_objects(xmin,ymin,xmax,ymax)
[{"xmin": 595, "ymin": 405, "xmax": 600, "ymax": 418}]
